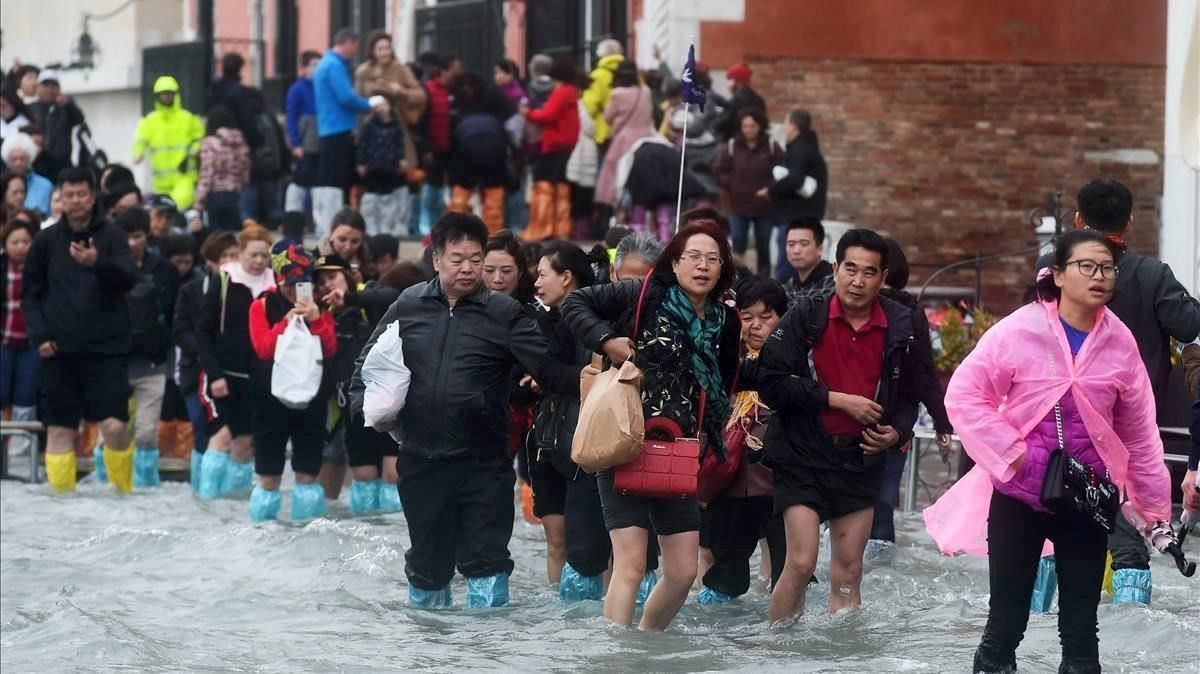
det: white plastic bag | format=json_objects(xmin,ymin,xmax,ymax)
[
  {"xmin": 361, "ymin": 321, "xmax": 412, "ymax": 430},
  {"xmin": 271, "ymin": 317, "xmax": 324, "ymax": 409}
]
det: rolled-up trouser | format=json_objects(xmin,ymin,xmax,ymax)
[
  {"xmin": 128, "ymin": 370, "xmax": 166, "ymax": 449},
  {"xmin": 183, "ymin": 390, "xmax": 209, "ymax": 455},
  {"xmin": 252, "ymin": 392, "xmax": 328, "ymax": 477},
  {"xmin": 396, "ymin": 453, "xmax": 516, "ymax": 591},
  {"xmin": 870, "ymin": 446, "xmax": 909, "ymax": 542},
  {"xmin": 702, "ymin": 495, "xmax": 786, "ymax": 597},
  {"xmin": 1108, "ymin": 515, "xmax": 1151, "ymax": 571},
  {"xmin": 562, "ymin": 470, "xmax": 613, "ymax": 577}
]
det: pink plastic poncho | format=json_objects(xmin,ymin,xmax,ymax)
[{"xmin": 923, "ymin": 301, "xmax": 1171, "ymax": 557}]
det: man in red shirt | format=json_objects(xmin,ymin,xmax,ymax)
[{"xmin": 757, "ymin": 228, "xmax": 923, "ymax": 624}]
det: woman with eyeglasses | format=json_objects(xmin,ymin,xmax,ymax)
[
  {"xmin": 925, "ymin": 229, "xmax": 1171, "ymax": 674},
  {"xmin": 562, "ymin": 221, "xmax": 740, "ymax": 631}
]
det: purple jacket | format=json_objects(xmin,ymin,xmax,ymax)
[{"xmin": 993, "ymin": 390, "xmax": 1106, "ymax": 511}]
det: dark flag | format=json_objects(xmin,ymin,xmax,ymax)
[{"xmin": 680, "ymin": 44, "xmax": 707, "ymax": 112}]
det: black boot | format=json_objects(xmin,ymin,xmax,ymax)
[
  {"xmin": 973, "ymin": 648, "xmax": 1017, "ymax": 674},
  {"xmin": 1058, "ymin": 659, "xmax": 1100, "ymax": 674}
]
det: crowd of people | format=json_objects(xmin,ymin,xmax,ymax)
[{"xmin": 1, "ymin": 29, "xmax": 1198, "ymax": 674}]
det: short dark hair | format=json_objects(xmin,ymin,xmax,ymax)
[
  {"xmin": 786, "ymin": 217, "xmax": 825, "ymax": 246},
  {"xmin": 883, "ymin": 238, "xmax": 910, "ymax": 290},
  {"xmin": 1, "ymin": 219, "xmax": 38, "ymax": 248},
  {"xmin": 737, "ymin": 107, "xmax": 770, "ymax": 138},
  {"xmin": 735, "ymin": 276, "xmax": 788, "ymax": 316},
  {"xmin": 333, "ymin": 28, "xmax": 359, "ymax": 46},
  {"xmin": 206, "ymin": 105, "xmax": 239, "ymax": 136},
  {"xmin": 116, "ymin": 206, "xmax": 150, "ymax": 235},
  {"xmin": 1076, "ymin": 178, "xmax": 1133, "ymax": 234},
  {"xmin": 1031, "ymin": 229, "xmax": 1120, "ymax": 303},
  {"xmin": 539, "ymin": 240, "xmax": 597, "ymax": 288},
  {"xmin": 495, "ymin": 59, "xmax": 520, "ymax": 78},
  {"xmin": 160, "ymin": 234, "xmax": 196, "ymax": 259},
  {"xmin": 613, "ymin": 61, "xmax": 640, "ymax": 88},
  {"xmin": 200, "ymin": 230, "xmax": 238, "ymax": 263},
  {"xmin": 835, "ymin": 228, "xmax": 890, "ymax": 271},
  {"xmin": 548, "ymin": 55, "xmax": 577, "ymax": 83},
  {"xmin": 378, "ymin": 260, "xmax": 430, "ymax": 291},
  {"xmin": 221, "ymin": 52, "xmax": 245, "ymax": 78},
  {"xmin": 281, "ymin": 211, "xmax": 306, "ymax": 241},
  {"xmin": 57, "ymin": 166, "xmax": 96, "ymax": 191},
  {"xmin": 431, "ymin": 212, "xmax": 488, "ymax": 253},
  {"xmin": 100, "ymin": 164, "xmax": 135, "ymax": 193},
  {"xmin": 788, "ymin": 109, "xmax": 812, "ymax": 133},
  {"xmin": 300, "ymin": 50, "xmax": 322, "ymax": 67},
  {"xmin": 368, "ymin": 233, "xmax": 400, "ymax": 260}
]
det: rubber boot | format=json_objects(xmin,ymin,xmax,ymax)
[
  {"xmin": 635, "ymin": 571, "xmax": 658, "ymax": 607},
  {"xmin": 377, "ymin": 480, "xmax": 402, "ymax": 513},
  {"xmin": 348, "ymin": 479, "xmax": 380, "ymax": 515},
  {"xmin": 249, "ymin": 485, "xmax": 282, "ymax": 522},
  {"xmin": 697, "ymin": 586, "xmax": 734, "ymax": 605},
  {"xmin": 45, "ymin": 452, "xmax": 77, "ymax": 493},
  {"xmin": 552, "ymin": 183, "xmax": 572, "ymax": 239},
  {"xmin": 290, "ymin": 483, "xmax": 327, "ymax": 521},
  {"xmin": 466, "ymin": 572, "xmax": 510, "ymax": 608},
  {"xmin": 520, "ymin": 181, "xmax": 554, "ymax": 241},
  {"xmin": 197, "ymin": 450, "xmax": 230, "ymax": 501},
  {"xmin": 1030, "ymin": 555, "xmax": 1056, "ymax": 613},
  {"xmin": 520, "ymin": 482, "xmax": 540, "ymax": 524},
  {"xmin": 220, "ymin": 459, "xmax": 254, "ymax": 497},
  {"xmin": 133, "ymin": 448, "xmax": 161, "ymax": 488},
  {"xmin": 104, "ymin": 444, "xmax": 134, "ymax": 494},
  {"xmin": 418, "ymin": 184, "xmax": 445, "ymax": 235},
  {"xmin": 189, "ymin": 450, "xmax": 203, "ymax": 493},
  {"xmin": 972, "ymin": 648, "xmax": 1017, "ymax": 674},
  {"xmin": 408, "ymin": 584, "xmax": 452, "ymax": 608},
  {"xmin": 482, "ymin": 186, "xmax": 505, "ymax": 234},
  {"xmin": 559, "ymin": 563, "xmax": 603, "ymax": 602},
  {"xmin": 92, "ymin": 443, "xmax": 108, "ymax": 483},
  {"xmin": 628, "ymin": 205, "xmax": 647, "ymax": 233},
  {"xmin": 1111, "ymin": 568, "xmax": 1152, "ymax": 605}
]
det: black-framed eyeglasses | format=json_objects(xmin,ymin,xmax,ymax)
[{"xmin": 1064, "ymin": 259, "xmax": 1119, "ymax": 279}]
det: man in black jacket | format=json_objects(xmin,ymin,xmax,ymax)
[
  {"xmin": 350, "ymin": 212, "xmax": 547, "ymax": 609},
  {"xmin": 20, "ymin": 167, "xmax": 138, "ymax": 493},
  {"xmin": 758, "ymin": 228, "xmax": 921, "ymax": 624},
  {"xmin": 765, "ymin": 110, "xmax": 828, "ymax": 280},
  {"xmin": 1036, "ymin": 179, "xmax": 1200, "ymax": 606},
  {"xmin": 712, "ymin": 63, "xmax": 766, "ymax": 142},
  {"xmin": 26, "ymin": 70, "xmax": 87, "ymax": 179}
]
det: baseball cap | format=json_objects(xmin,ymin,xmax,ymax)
[
  {"xmin": 270, "ymin": 241, "xmax": 314, "ymax": 286},
  {"xmin": 726, "ymin": 63, "xmax": 752, "ymax": 84},
  {"xmin": 37, "ymin": 69, "xmax": 61, "ymax": 85},
  {"xmin": 313, "ymin": 253, "xmax": 351, "ymax": 273},
  {"xmin": 147, "ymin": 194, "xmax": 178, "ymax": 212}
]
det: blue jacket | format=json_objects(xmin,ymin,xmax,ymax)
[
  {"xmin": 313, "ymin": 51, "xmax": 370, "ymax": 137},
  {"xmin": 24, "ymin": 171, "xmax": 53, "ymax": 216},
  {"xmin": 285, "ymin": 77, "xmax": 317, "ymax": 152}
]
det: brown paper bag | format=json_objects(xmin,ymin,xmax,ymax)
[
  {"xmin": 579, "ymin": 354, "xmax": 604, "ymax": 402},
  {"xmin": 571, "ymin": 360, "xmax": 645, "ymax": 473}
]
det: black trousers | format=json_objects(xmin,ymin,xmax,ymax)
[
  {"xmin": 562, "ymin": 471, "xmax": 613, "ymax": 577},
  {"xmin": 702, "ymin": 495, "xmax": 786, "ymax": 597},
  {"xmin": 252, "ymin": 393, "xmax": 328, "ymax": 477},
  {"xmin": 1108, "ymin": 515, "xmax": 1150, "ymax": 571},
  {"xmin": 977, "ymin": 492, "xmax": 1107, "ymax": 670},
  {"xmin": 397, "ymin": 454, "xmax": 516, "ymax": 590}
]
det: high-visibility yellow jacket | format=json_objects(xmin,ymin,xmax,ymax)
[
  {"xmin": 581, "ymin": 54, "xmax": 625, "ymax": 146},
  {"xmin": 132, "ymin": 76, "xmax": 205, "ymax": 209}
]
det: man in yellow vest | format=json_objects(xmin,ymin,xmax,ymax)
[{"xmin": 132, "ymin": 76, "xmax": 204, "ymax": 210}]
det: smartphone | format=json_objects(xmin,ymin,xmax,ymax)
[{"xmin": 295, "ymin": 281, "xmax": 313, "ymax": 305}]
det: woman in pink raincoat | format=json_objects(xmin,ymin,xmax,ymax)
[{"xmin": 924, "ymin": 230, "xmax": 1171, "ymax": 674}]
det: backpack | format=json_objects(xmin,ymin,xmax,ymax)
[
  {"xmin": 128, "ymin": 271, "xmax": 170, "ymax": 360},
  {"xmin": 250, "ymin": 112, "xmax": 283, "ymax": 179}
]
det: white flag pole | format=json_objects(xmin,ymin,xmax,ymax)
[{"xmin": 674, "ymin": 36, "xmax": 696, "ymax": 236}]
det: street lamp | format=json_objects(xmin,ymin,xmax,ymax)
[{"xmin": 71, "ymin": 16, "xmax": 99, "ymax": 70}]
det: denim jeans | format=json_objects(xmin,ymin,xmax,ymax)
[
  {"xmin": 729, "ymin": 214, "xmax": 775, "ymax": 274},
  {"xmin": 241, "ymin": 179, "xmax": 283, "ymax": 227},
  {"xmin": 183, "ymin": 391, "xmax": 209, "ymax": 455},
  {"xmin": 0, "ymin": 345, "xmax": 40, "ymax": 407},
  {"xmin": 870, "ymin": 446, "xmax": 909, "ymax": 542}
]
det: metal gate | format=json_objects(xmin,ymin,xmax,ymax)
[
  {"xmin": 525, "ymin": 0, "xmax": 627, "ymax": 70},
  {"xmin": 141, "ymin": 42, "xmax": 210, "ymax": 116},
  {"xmin": 414, "ymin": 0, "xmax": 504, "ymax": 76}
]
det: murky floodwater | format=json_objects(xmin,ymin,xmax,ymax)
[{"xmin": 2, "ymin": 476, "xmax": 1197, "ymax": 673}]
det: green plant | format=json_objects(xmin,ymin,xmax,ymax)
[{"xmin": 933, "ymin": 307, "xmax": 998, "ymax": 374}]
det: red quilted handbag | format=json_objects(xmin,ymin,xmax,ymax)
[{"xmin": 613, "ymin": 392, "xmax": 706, "ymax": 499}]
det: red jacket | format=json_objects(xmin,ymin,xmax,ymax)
[
  {"xmin": 424, "ymin": 79, "xmax": 452, "ymax": 154},
  {"xmin": 525, "ymin": 83, "xmax": 579, "ymax": 155},
  {"xmin": 249, "ymin": 296, "xmax": 338, "ymax": 361}
]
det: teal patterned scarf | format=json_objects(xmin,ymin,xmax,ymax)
[{"xmin": 660, "ymin": 284, "xmax": 732, "ymax": 455}]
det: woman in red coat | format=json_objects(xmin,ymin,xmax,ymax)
[{"xmin": 520, "ymin": 55, "xmax": 580, "ymax": 240}]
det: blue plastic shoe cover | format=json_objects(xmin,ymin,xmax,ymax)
[
  {"xmin": 1111, "ymin": 568, "xmax": 1152, "ymax": 605},
  {"xmin": 133, "ymin": 448, "xmax": 161, "ymax": 488},
  {"xmin": 189, "ymin": 451, "xmax": 203, "ymax": 492},
  {"xmin": 377, "ymin": 480, "xmax": 403, "ymax": 513},
  {"xmin": 220, "ymin": 459, "xmax": 254, "ymax": 497},
  {"xmin": 559, "ymin": 563, "xmax": 603, "ymax": 602},
  {"xmin": 636, "ymin": 571, "xmax": 658, "ymax": 607},
  {"xmin": 92, "ymin": 444, "xmax": 108, "ymax": 483},
  {"xmin": 466, "ymin": 573, "xmax": 510, "ymax": 608},
  {"xmin": 865, "ymin": 538, "xmax": 896, "ymax": 562},
  {"xmin": 249, "ymin": 485, "xmax": 282, "ymax": 522},
  {"xmin": 408, "ymin": 584, "xmax": 452, "ymax": 608},
  {"xmin": 697, "ymin": 586, "xmax": 734, "ymax": 605},
  {"xmin": 348, "ymin": 479, "xmax": 380, "ymax": 515},
  {"xmin": 197, "ymin": 450, "xmax": 230, "ymax": 500},
  {"xmin": 290, "ymin": 483, "xmax": 328, "ymax": 521},
  {"xmin": 1030, "ymin": 555, "xmax": 1057, "ymax": 613}
]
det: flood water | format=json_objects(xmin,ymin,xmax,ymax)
[{"xmin": 2, "ymin": 476, "xmax": 1197, "ymax": 673}]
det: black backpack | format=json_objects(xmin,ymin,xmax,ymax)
[
  {"xmin": 250, "ymin": 111, "xmax": 283, "ymax": 179},
  {"xmin": 127, "ymin": 271, "xmax": 170, "ymax": 361}
]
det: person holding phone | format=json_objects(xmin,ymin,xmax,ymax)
[
  {"xmin": 244, "ymin": 242, "xmax": 338, "ymax": 522},
  {"xmin": 20, "ymin": 167, "xmax": 139, "ymax": 493}
]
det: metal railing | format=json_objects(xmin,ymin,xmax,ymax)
[{"xmin": 0, "ymin": 421, "xmax": 43, "ymax": 483}]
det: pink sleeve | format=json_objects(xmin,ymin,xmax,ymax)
[
  {"xmin": 944, "ymin": 327, "xmax": 1027, "ymax": 482},
  {"xmin": 1114, "ymin": 352, "xmax": 1172, "ymax": 522}
]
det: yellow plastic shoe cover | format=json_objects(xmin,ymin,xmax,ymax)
[
  {"xmin": 104, "ymin": 444, "xmax": 135, "ymax": 494},
  {"xmin": 46, "ymin": 452, "xmax": 77, "ymax": 493}
]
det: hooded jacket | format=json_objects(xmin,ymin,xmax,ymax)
[
  {"xmin": 581, "ymin": 54, "xmax": 624, "ymax": 145},
  {"xmin": 925, "ymin": 301, "xmax": 1171, "ymax": 557},
  {"xmin": 132, "ymin": 76, "xmax": 205, "ymax": 209},
  {"xmin": 20, "ymin": 213, "xmax": 138, "ymax": 355},
  {"xmin": 713, "ymin": 135, "xmax": 784, "ymax": 217},
  {"xmin": 348, "ymin": 279, "xmax": 548, "ymax": 460}
]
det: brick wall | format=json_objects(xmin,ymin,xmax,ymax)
[{"xmin": 751, "ymin": 58, "xmax": 1165, "ymax": 310}]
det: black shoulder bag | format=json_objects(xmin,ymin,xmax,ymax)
[{"xmin": 1038, "ymin": 403, "xmax": 1120, "ymax": 532}]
